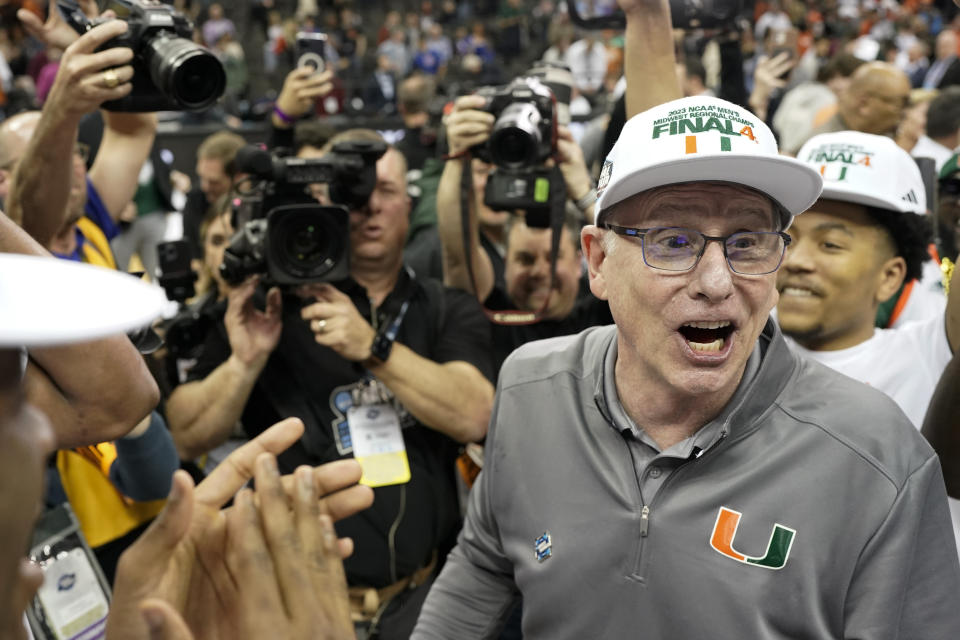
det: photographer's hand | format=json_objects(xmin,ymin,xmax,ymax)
[
  {"xmin": 445, "ymin": 95, "xmax": 495, "ymax": 156},
  {"xmin": 17, "ymin": 1, "xmax": 106, "ymax": 51},
  {"xmin": 225, "ymin": 276, "xmax": 283, "ymax": 371},
  {"xmin": 273, "ymin": 67, "xmax": 335, "ymax": 128},
  {"xmin": 43, "ymin": 19, "xmax": 136, "ymax": 122},
  {"xmin": 298, "ymin": 283, "xmax": 377, "ymax": 362}
]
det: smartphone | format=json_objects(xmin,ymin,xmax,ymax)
[{"xmin": 296, "ymin": 32, "xmax": 328, "ymax": 74}]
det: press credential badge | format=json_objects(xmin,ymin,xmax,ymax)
[{"xmin": 347, "ymin": 403, "xmax": 411, "ymax": 487}]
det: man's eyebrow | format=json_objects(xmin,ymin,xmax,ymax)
[{"xmin": 813, "ymin": 222, "xmax": 855, "ymax": 236}]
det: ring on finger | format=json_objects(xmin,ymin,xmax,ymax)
[
  {"xmin": 315, "ymin": 319, "xmax": 327, "ymax": 333},
  {"xmin": 102, "ymin": 69, "xmax": 120, "ymax": 89}
]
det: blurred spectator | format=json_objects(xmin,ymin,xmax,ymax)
[
  {"xmin": 923, "ymin": 28, "xmax": 960, "ymax": 89},
  {"xmin": 182, "ymin": 130, "xmax": 246, "ymax": 259},
  {"xmin": 378, "ymin": 10, "xmax": 402, "ymax": 46},
  {"xmin": 496, "ymin": 0, "xmax": 527, "ymax": 61},
  {"xmin": 807, "ymin": 61, "xmax": 911, "ymax": 142},
  {"xmin": 405, "ymin": 11, "xmax": 423, "ymax": 50},
  {"xmin": 542, "ymin": 22, "xmax": 575, "ymax": 66},
  {"xmin": 412, "ymin": 37, "xmax": 442, "ymax": 76},
  {"xmin": 378, "ymin": 26, "xmax": 411, "ymax": 76},
  {"xmin": 565, "ymin": 32, "xmax": 608, "ymax": 101},
  {"xmin": 107, "ymin": 140, "xmax": 184, "ymax": 277},
  {"xmin": 212, "ymin": 32, "xmax": 248, "ymax": 104},
  {"xmin": 396, "ymin": 73, "xmax": 439, "ymax": 171},
  {"xmin": 457, "ymin": 22, "xmax": 496, "ymax": 65},
  {"xmin": 755, "ymin": 0, "xmax": 793, "ymax": 42},
  {"xmin": 678, "ymin": 57, "xmax": 714, "ymax": 97},
  {"xmin": 363, "ymin": 54, "xmax": 399, "ymax": 114},
  {"xmin": 775, "ymin": 52, "xmax": 865, "ymax": 155},
  {"xmin": 201, "ymin": 2, "xmax": 236, "ymax": 48},
  {"xmin": 905, "ymin": 39, "xmax": 932, "ymax": 88},
  {"xmin": 425, "ymin": 22, "xmax": 453, "ymax": 68},
  {"xmin": 916, "ymin": 86, "xmax": 960, "ymax": 172}
]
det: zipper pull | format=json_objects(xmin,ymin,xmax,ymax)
[{"xmin": 640, "ymin": 505, "xmax": 650, "ymax": 537}]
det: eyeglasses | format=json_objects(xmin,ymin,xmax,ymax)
[{"xmin": 601, "ymin": 224, "xmax": 792, "ymax": 275}]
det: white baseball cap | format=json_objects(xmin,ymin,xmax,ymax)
[
  {"xmin": 796, "ymin": 131, "xmax": 926, "ymax": 214},
  {"xmin": 596, "ymin": 96, "xmax": 823, "ymax": 229},
  {"xmin": 0, "ymin": 254, "xmax": 167, "ymax": 347}
]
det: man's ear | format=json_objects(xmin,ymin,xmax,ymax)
[
  {"xmin": 581, "ymin": 226, "xmax": 609, "ymax": 300},
  {"xmin": 876, "ymin": 255, "xmax": 907, "ymax": 305}
]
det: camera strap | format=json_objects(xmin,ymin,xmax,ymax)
[{"xmin": 459, "ymin": 154, "xmax": 565, "ymax": 325}]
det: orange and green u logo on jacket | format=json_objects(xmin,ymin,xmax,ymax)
[{"xmin": 709, "ymin": 506, "xmax": 796, "ymax": 570}]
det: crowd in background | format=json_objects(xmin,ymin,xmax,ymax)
[{"xmin": 4, "ymin": 0, "xmax": 960, "ymax": 638}]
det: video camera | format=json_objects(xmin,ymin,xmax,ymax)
[
  {"xmin": 59, "ymin": 0, "xmax": 226, "ymax": 112},
  {"xmin": 220, "ymin": 141, "xmax": 386, "ymax": 287},
  {"xmin": 472, "ymin": 77, "xmax": 562, "ymax": 227},
  {"xmin": 153, "ymin": 239, "xmax": 211, "ymax": 359}
]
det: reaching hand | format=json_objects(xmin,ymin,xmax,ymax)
[
  {"xmin": 106, "ymin": 418, "xmax": 373, "ymax": 640},
  {"xmin": 299, "ymin": 283, "xmax": 377, "ymax": 363},
  {"xmin": 17, "ymin": 1, "xmax": 105, "ymax": 52},
  {"xmin": 225, "ymin": 276, "xmax": 283, "ymax": 370},
  {"xmin": 444, "ymin": 95, "xmax": 494, "ymax": 157},
  {"xmin": 274, "ymin": 67, "xmax": 335, "ymax": 124},
  {"xmin": 752, "ymin": 52, "xmax": 795, "ymax": 97}
]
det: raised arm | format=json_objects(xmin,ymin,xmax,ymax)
[
  {"xmin": 437, "ymin": 95, "xmax": 498, "ymax": 299},
  {"xmin": 88, "ymin": 111, "xmax": 157, "ymax": 222},
  {"xmin": 7, "ymin": 19, "xmax": 136, "ymax": 246},
  {"xmin": 619, "ymin": 0, "xmax": 683, "ymax": 118},
  {"xmin": 165, "ymin": 278, "xmax": 283, "ymax": 460}
]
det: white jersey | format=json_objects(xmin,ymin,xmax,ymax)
[
  {"xmin": 786, "ymin": 318, "xmax": 960, "ymax": 558},
  {"xmin": 890, "ymin": 261, "xmax": 947, "ymax": 328}
]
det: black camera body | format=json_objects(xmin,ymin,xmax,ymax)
[
  {"xmin": 220, "ymin": 141, "xmax": 386, "ymax": 287},
  {"xmin": 59, "ymin": 0, "xmax": 226, "ymax": 112},
  {"xmin": 471, "ymin": 77, "xmax": 561, "ymax": 224},
  {"xmin": 154, "ymin": 239, "xmax": 211, "ymax": 359},
  {"xmin": 473, "ymin": 76, "xmax": 557, "ymax": 170}
]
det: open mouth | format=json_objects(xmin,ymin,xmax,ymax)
[{"xmin": 678, "ymin": 321, "xmax": 735, "ymax": 352}]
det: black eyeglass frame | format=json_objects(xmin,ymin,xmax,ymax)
[{"xmin": 600, "ymin": 223, "xmax": 793, "ymax": 275}]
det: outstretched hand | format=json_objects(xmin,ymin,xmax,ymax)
[{"xmin": 105, "ymin": 418, "xmax": 373, "ymax": 640}]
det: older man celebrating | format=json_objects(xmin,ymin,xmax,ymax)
[
  {"xmin": 413, "ymin": 92, "xmax": 960, "ymax": 639},
  {"xmin": 411, "ymin": 0, "xmax": 960, "ymax": 632}
]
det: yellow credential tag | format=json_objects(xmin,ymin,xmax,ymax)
[{"xmin": 347, "ymin": 403, "xmax": 411, "ymax": 487}]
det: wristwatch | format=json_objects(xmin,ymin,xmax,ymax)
[{"xmin": 368, "ymin": 326, "xmax": 396, "ymax": 364}]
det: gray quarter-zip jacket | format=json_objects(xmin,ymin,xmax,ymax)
[{"xmin": 413, "ymin": 321, "xmax": 960, "ymax": 639}]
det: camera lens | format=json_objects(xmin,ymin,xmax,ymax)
[
  {"xmin": 270, "ymin": 208, "xmax": 345, "ymax": 279},
  {"xmin": 145, "ymin": 33, "xmax": 226, "ymax": 110},
  {"xmin": 489, "ymin": 102, "xmax": 543, "ymax": 169}
]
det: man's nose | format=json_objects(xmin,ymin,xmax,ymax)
[{"xmin": 688, "ymin": 241, "xmax": 734, "ymax": 301}]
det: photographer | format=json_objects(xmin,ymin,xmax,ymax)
[
  {"xmin": 437, "ymin": 93, "xmax": 613, "ymax": 374},
  {"xmin": 8, "ymin": 6, "xmax": 156, "ymax": 257},
  {"xmin": 165, "ymin": 129, "xmax": 495, "ymax": 638}
]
